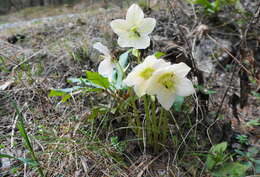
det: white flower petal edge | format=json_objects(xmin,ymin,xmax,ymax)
[
  {"xmin": 126, "ymin": 4, "xmax": 144, "ymax": 25},
  {"xmin": 98, "ymin": 59, "xmax": 115, "ymax": 81},
  {"xmin": 93, "ymin": 42, "xmax": 110, "ymax": 57},
  {"xmin": 139, "ymin": 18, "xmax": 156, "ymax": 35},
  {"xmin": 156, "ymin": 89, "xmax": 176, "ymax": 111},
  {"xmin": 93, "ymin": 42, "xmax": 115, "ymax": 81},
  {"xmin": 110, "ymin": 19, "xmax": 130, "ymax": 37},
  {"xmin": 110, "ymin": 4, "xmax": 156, "ymax": 49},
  {"xmin": 146, "ymin": 62, "xmax": 195, "ymax": 110},
  {"xmin": 175, "ymin": 78, "xmax": 195, "ymax": 97},
  {"xmin": 118, "ymin": 35, "xmax": 150, "ymax": 49},
  {"xmin": 123, "ymin": 55, "xmax": 170, "ymax": 97}
]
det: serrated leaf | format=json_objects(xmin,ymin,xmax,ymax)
[{"xmin": 86, "ymin": 71, "xmax": 110, "ymax": 89}]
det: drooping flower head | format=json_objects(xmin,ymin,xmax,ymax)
[
  {"xmin": 110, "ymin": 4, "xmax": 156, "ymax": 49},
  {"xmin": 123, "ymin": 55, "xmax": 170, "ymax": 97},
  {"xmin": 146, "ymin": 63, "xmax": 195, "ymax": 110},
  {"xmin": 93, "ymin": 42, "xmax": 115, "ymax": 81}
]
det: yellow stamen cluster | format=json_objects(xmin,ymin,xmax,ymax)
[
  {"xmin": 129, "ymin": 26, "xmax": 141, "ymax": 39},
  {"xmin": 139, "ymin": 67, "xmax": 155, "ymax": 80},
  {"xmin": 158, "ymin": 73, "xmax": 176, "ymax": 90}
]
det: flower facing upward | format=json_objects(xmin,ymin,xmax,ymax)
[
  {"xmin": 123, "ymin": 55, "xmax": 170, "ymax": 97},
  {"xmin": 93, "ymin": 42, "xmax": 115, "ymax": 81},
  {"xmin": 110, "ymin": 4, "xmax": 156, "ymax": 49},
  {"xmin": 146, "ymin": 63, "xmax": 195, "ymax": 110}
]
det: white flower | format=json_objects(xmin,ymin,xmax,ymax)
[
  {"xmin": 123, "ymin": 55, "xmax": 170, "ymax": 97},
  {"xmin": 146, "ymin": 63, "xmax": 195, "ymax": 110},
  {"xmin": 93, "ymin": 42, "xmax": 115, "ymax": 81},
  {"xmin": 110, "ymin": 4, "xmax": 156, "ymax": 49}
]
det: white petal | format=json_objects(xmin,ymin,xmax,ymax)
[
  {"xmin": 156, "ymin": 90, "xmax": 176, "ymax": 110},
  {"xmin": 123, "ymin": 71, "xmax": 143, "ymax": 87},
  {"xmin": 146, "ymin": 81, "xmax": 164, "ymax": 96},
  {"xmin": 134, "ymin": 81, "xmax": 149, "ymax": 97},
  {"xmin": 131, "ymin": 35, "xmax": 150, "ymax": 49},
  {"xmin": 110, "ymin": 19, "xmax": 130, "ymax": 37},
  {"xmin": 143, "ymin": 56, "xmax": 171, "ymax": 69},
  {"xmin": 171, "ymin": 62, "xmax": 191, "ymax": 77},
  {"xmin": 118, "ymin": 35, "xmax": 150, "ymax": 49},
  {"xmin": 175, "ymin": 78, "xmax": 195, "ymax": 97},
  {"xmin": 93, "ymin": 42, "xmax": 110, "ymax": 57},
  {"xmin": 126, "ymin": 4, "xmax": 144, "ymax": 26},
  {"xmin": 118, "ymin": 36, "xmax": 132, "ymax": 48},
  {"xmin": 146, "ymin": 69, "xmax": 167, "ymax": 95},
  {"xmin": 139, "ymin": 18, "xmax": 156, "ymax": 35},
  {"xmin": 98, "ymin": 59, "xmax": 115, "ymax": 81}
]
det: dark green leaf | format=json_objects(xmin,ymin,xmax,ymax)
[{"xmin": 86, "ymin": 71, "xmax": 110, "ymax": 89}]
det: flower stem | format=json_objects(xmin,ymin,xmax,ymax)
[
  {"xmin": 143, "ymin": 95, "xmax": 151, "ymax": 144},
  {"xmin": 151, "ymin": 98, "xmax": 159, "ymax": 152},
  {"xmin": 129, "ymin": 89, "xmax": 141, "ymax": 137}
]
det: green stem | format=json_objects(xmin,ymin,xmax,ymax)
[
  {"xmin": 151, "ymin": 99, "xmax": 159, "ymax": 152},
  {"xmin": 161, "ymin": 108, "xmax": 168, "ymax": 145},
  {"xmin": 129, "ymin": 89, "xmax": 141, "ymax": 137},
  {"xmin": 13, "ymin": 103, "xmax": 45, "ymax": 177},
  {"xmin": 143, "ymin": 95, "xmax": 151, "ymax": 144}
]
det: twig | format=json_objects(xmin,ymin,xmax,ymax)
[
  {"xmin": 214, "ymin": 64, "xmax": 237, "ymax": 120},
  {"xmin": 243, "ymin": 3, "xmax": 260, "ymax": 45},
  {"xmin": 207, "ymin": 34, "xmax": 253, "ymax": 76},
  {"xmin": 165, "ymin": 0, "xmax": 198, "ymax": 71}
]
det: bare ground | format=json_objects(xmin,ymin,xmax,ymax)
[{"xmin": 0, "ymin": 0, "xmax": 260, "ymax": 176}]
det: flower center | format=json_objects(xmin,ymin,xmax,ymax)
[
  {"xmin": 139, "ymin": 67, "xmax": 155, "ymax": 80},
  {"xmin": 129, "ymin": 26, "xmax": 141, "ymax": 39},
  {"xmin": 158, "ymin": 72, "xmax": 176, "ymax": 90}
]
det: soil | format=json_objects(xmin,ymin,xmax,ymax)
[{"xmin": 0, "ymin": 0, "xmax": 259, "ymax": 176}]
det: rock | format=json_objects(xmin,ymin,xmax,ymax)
[
  {"xmin": 7, "ymin": 34, "xmax": 26, "ymax": 44},
  {"xmin": 193, "ymin": 37, "xmax": 233, "ymax": 74}
]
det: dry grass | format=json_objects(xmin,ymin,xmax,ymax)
[{"xmin": 1, "ymin": 0, "xmax": 260, "ymax": 176}]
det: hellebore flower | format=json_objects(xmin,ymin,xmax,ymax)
[
  {"xmin": 110, "ymin": 4, "xmax": 156, "ymax": 49},
  {"xmin": 123, "ymin": 55, "xmax": 170, "ymax": 97},
  {"xmin": 146, "ymin": 62, "xmax": 195, "ymax": 110},
  {"xmin": 93, "ymin": 42, "xmax": 115, "ymax": 81}
]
